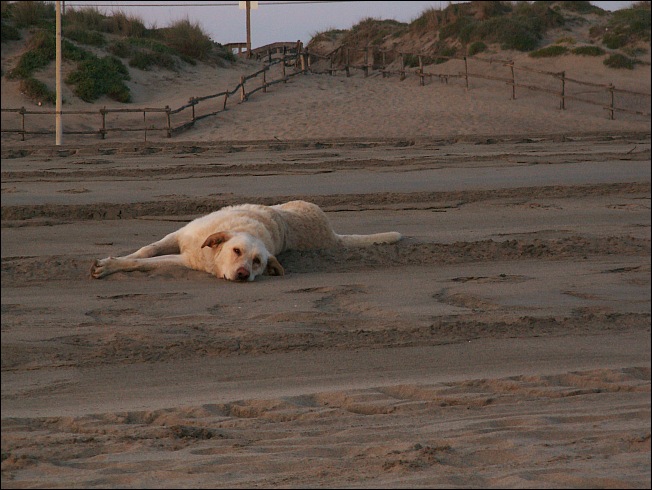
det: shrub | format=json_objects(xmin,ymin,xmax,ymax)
[
  {"xmin": 529, "ymin": 45, "xmax": 569, "ymax": 57},
  {"xmin": 1, "ymin": 22, "xmax": 21, "ymax": 42},
  {"xmin": 468, "ymin": 41, "xmax": 487, "ymax": 56},
  {"xmin": 558, "ymin": 1, "xmax": 606, "ymax": 15},
  {"xmin": 602, "ymin": 4, "xmax": 651, "ymax": 48},
  {"xmin": 128, "ymin": 51, "xmax": 177, "ymax": 71},
  {"xmin": 63, "ymin": 27, "xmax": 106, "ymax": 47},
  {"xmin": 154, "ymin": 18, "xmax": 213, "ymax": 60},
  {"xmin": 19, "ymin": 77, "xmax": 56, "ymax": 103},
  {"xmin": 63, "ymin": 7, "xmax": 108, "ymax": 32},
  {"xmin": 66, "ymin": 56, "xmax": 131, "ymax": 102},
  {"xmin": 603, "ymin": 53, "xmax": 637, "ymax": 69},
  {"xmin": 572, "ymin": 45, "xmax": 605, "ymax": 56},
  {"xmin": 8, "ymin": 1, "xmax": 55, "ymax": 28}
]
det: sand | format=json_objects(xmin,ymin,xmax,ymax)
[{"xmin": 1, "ymin": 50, "xmax": 651, "ymax": 488}]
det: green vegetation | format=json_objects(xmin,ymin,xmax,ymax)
[
  {"xmin": 572, "ymin": 45, "xmax": 605, "ymax": 56},
  {"xmin": 19, "ymin": 77, "xmax": 56, "ymax": 103},
  {"xmin": 602, "ymin": 3, "xmax": 651, "ymax": 49},
  {"xmin": 557, "ymin": 1, "xmax": 606, "ymax": 15},
  {"xmin": 529, "ymin": 45, "xmax": 569, "ymax": 58},
  {"xmin": 467, "ymin": 41, "xmax": 487, "ymax": 56},
  {"xmin": 66, "ymin": 56, "xmax": 131, "ymax": 102},
  {"xmin": 2, "ymin": 2, "xmax": 234, "ymax": 104},
  {"xmin": 603, "ymin": 52, "xmax": 638, "ymax": 69}
]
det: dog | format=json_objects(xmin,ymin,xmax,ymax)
[{"xmin": 90, "ymin": 200, "xmax": 402, "ymax": 282}]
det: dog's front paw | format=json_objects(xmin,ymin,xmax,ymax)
[{"xmin": 90, "ymin": 257, "xmax": 112, "ymax": 279}]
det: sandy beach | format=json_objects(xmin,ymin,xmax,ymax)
[{"xmin": 1, "ymin": 47, "xmax": 651, "ymax": 488}]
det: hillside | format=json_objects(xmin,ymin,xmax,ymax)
[
  {"xmin": 306, "ymin": 1, "xmax": 651, "ymax": 68},
  {"xmin": 1, "ymin": 1, "xmax": 650, "ymax": 108}
]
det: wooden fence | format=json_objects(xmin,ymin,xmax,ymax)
[
  {"xmin": 304, "ymin": 45, "xmax": 651, "ymax": 121},
  {"xmin": 2, "ymin": 43, "xmax": 649, "ymax": 142},
  {"xmin": 1, "ymin": 48, "xmax": 306, "ymax": 142}
]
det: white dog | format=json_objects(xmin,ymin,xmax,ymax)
[{"xmin": 90, "ymin": 200, "xmax": 401, "ymax": 282}]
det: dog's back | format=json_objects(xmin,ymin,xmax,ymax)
[{"xmin": 273, "ymin": 200, "xmax": 401, "ymax": 250}]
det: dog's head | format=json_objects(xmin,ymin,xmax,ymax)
[{"xmin": 201, "ymin": 231, "xmax": 284, "ymax": 282}]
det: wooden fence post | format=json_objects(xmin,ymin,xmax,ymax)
[
  {"xmin": 509, "ymin": 61, "xmax": 515, "ymax": 99},
  {"xmin": 223, "ymin": 90, "xmax": 229, "ymax": 110},
  {"xmin": 345, "ymin": 47, "xmax": 350, "ymax": 77},
  {"xmin": 240, "ymin": 76, "xmax": 246, "ymax": 101},
  {"xmin": 464, "ymin": 56, "xmax": 469, "ymax": 90},
  {"xmin": 20, "ymin": 106, "xmax": 26, "ymax": 141},
  {"xmin": 609, "ymin": 83, "xmax": 615, "ymax": 120},
  {"xmin": 330, "ymin": 55, "xmax": 334, "ymax": 76},
  {"xmin": 263, "ymin": 69, "xmax": 267, "ymax": 93},
  {"xmin": 419, "ymin": 55, "xmax": 424, "ymax": 86},
  {"xmin": 400, "ymin": 53, "xmax": 405, "ymax": 81},
  {"xmin": 364, "ymin": 47, "xmax": 369, "ymax": 77},
  {"xmin": 166, "ymin": 105, "xmax": 171, "ymax": 138},
  {"xmin": 100, "ymin": 106, "xmax": 106, "ymax": 139},
  {"xmin": 143, "ymin": 109, "xmax": 147, "ymax": 142},
  {"xmin": 559, "ymin": 71, "xmax": 565, "ymax": 110}
]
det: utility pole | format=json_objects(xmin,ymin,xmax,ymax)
[
  {"xmin": 55, "ymin": 0, "xmax": 62, "ymax": 145},
  {"xmin": 246, "ymin": 1, "xmax": 251, "ymax": 58},
  {"xmin": 240, "ymin": 1, "xmax": 257, "ymax": 58}
]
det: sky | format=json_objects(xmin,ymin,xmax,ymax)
[{"xmin": 63, "ymin": 1, "xmax": 636, "ymax": 49}]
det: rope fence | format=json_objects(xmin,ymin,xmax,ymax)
[{"xmin": 2, "ymin": 43, "xmax": 649, "ymax": 142}]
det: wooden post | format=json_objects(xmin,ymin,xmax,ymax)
[
  {"xmin": 400, "ymin": 53, "xmax": 405, "ymax": 81},
  {"xmin": 55, "ymin": 1, "xmax": 62, "ymax": 145},
  {"xmin": 20, "ymin": 106, "xmax": 25, "ymax": 141},
  {"xmin": 240, "ymin": 76, "xmax": 246, "ymax": 101},
  {"xmin": 330, "ymin": 55, "xmax": 334, "ymax": 76},
  {"xmin": 559, "ymin": 71, "xmax": 565, "ymax": 110},
  {"xmin": 419, "ymin": 55, "xmax": 424, "ymax": 86},
  {"xmin": 345, "ymin": 47, "xmax": 350, "ymax": 77},
  {"xmin": 245, "ymin": 1, "xmax": 252, "ymax": 59},
  {"xmin": 143, "ymin": 110, "xmax": 147, "ymax": 142},
  {"xmin": 509, "ymin": 61, "xmax": 515, "ymax": 99},
  {"xmin": 100, "ymin": 106, "xmax": 106, "ymax": 139},
  {"xmin": 166, "ymin": 105, "xmax": 171, "ymax": 138},
  {"xmin": 382, "ymin": 50, "xmax": 386, "ymax": 77},
  {"xmin": 609, "ymin": 84, "xmax": 615, "ymax": 120},
  {"xmin": 263, "ymin": 69, "xmax": 267, "ymax": 93},
  {"xmin": 223, "ymin": 91, "xmax": 228, "ymax": 110},
  {"xmin": 464, "ymin": 56, "xmax": 469, "ymax": 90},
  {"xmin": 364, "ymin": 47, "xmax": 369, "ymax": 77}
]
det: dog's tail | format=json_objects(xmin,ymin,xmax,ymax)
[{"xmin": 336, "ymin": 232, "xmax": 402, "ymax": 247}]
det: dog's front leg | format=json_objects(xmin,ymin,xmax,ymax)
[{"xmin": 90, "ymin": 254, "xmax": 188, "ymax": 279}]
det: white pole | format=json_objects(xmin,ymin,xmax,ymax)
[{"xmin": 55, "ymin": 1, "xmax": 62, "ymax": 145}]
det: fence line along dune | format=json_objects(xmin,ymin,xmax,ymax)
[{"xmin": 1, "ymin": 43, "xmax": 650, "ymax": 144}]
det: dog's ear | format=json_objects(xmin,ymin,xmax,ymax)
[
  {"xmin": 266, "ymin": 255, "xmax": 285, "ymax": 276},
  {"xmin": 201, "ymin": 231, "xmax": 232, "ymax": 250}
]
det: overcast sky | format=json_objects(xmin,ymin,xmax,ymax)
[{"xmin": 64, "ymin": 1, "xmax": 635, "ymax": 48}]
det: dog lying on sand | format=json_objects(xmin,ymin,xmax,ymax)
[{"xmin": 90, "ymin": 200, "xmax": 402, "ymax": 282}]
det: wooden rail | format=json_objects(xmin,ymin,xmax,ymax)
[
  {"xmin": 1, "ymin": 50, "xmax": 306, "ymax": 141},
  {"xmin": 2, "ymin": 43, "xmax": 649, "ymax": 142},
  {"xmin": 304, "ymin": 45, "xmax": 651, "ymax": 121}
]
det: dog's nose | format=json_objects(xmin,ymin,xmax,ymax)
[{"xmin": 236, "ymin": 267, "xmax": 250, "ymax": 281}]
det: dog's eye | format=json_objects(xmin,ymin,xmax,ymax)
[
  {"xmin": 253, "ymin": 257, "xmax": 261, "ymax": 266},
  {"xmin": 233, "ymin": 248, "xmax": 241, "ymax": 256}
]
